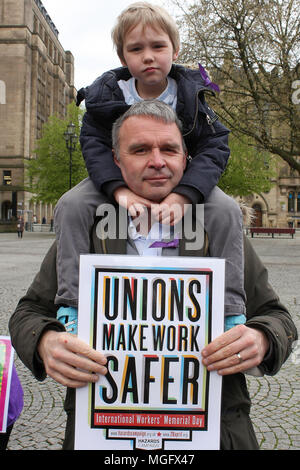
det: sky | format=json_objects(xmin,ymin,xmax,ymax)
[{"xmin": 42, "ymin": 0, "xmax": 173, "ymax": 90}]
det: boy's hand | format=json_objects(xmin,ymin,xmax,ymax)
[
  {"xmin": 114, "ymin": 187, "xmax": 152, "ymax": 217},
  {"xmin": 152, "ymin": 193, "xmax": 191, "ymax": 225}
]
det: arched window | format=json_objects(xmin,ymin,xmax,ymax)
[
  {"xmin": 288, "ymin": 191, "xmax": 295, "ymax": 212},
  {"xmin": 0, "ymin": 80, "xmax": 6, "ymax": 105}
]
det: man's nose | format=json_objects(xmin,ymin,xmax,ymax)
[{"xmin": 148, "ymin": 149, "xmax": 166, "ymax": 168}]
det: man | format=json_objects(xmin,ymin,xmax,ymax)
[{"xmin": 9, "ymin": 101, "xmax": 297, "ymax": 450}]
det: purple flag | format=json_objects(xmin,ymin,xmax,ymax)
[{"xmin": 198, "ymin": 63, "xmax": 220, "ymax": 92}]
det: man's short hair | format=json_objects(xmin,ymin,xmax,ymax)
[
  {"xmin": 111, "ymin": 2, "xmax": 180, "ymax": 63},
  {"xmin": 112, "ymin": 100, "xmax": 187, "ymax": 160}
]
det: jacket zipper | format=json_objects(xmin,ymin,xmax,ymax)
[
  {"xmin": 182, "ymin": 90, "xmax": 201, "ymax": 138},
  {"xmin": 206, "ymin": 113, "xmax": 218, "ymax": 134},
  {"xmin": 183, "ymin": 89, "xmax": 218, "ymax": 137}
]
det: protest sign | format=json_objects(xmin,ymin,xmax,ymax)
[
  {"xmin": 0, "ymin": 337, "xmax": 14, "ymax": 433},
  {"xmin": 75, "ymin": 255, "xmax": 224, "ymax": 450}
]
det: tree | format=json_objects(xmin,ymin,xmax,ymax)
[
  {"xmin": 27, "ymin": 102, "xmax": 87, "ymax": 204},
  {"xmin": 169, "ymin": 0, "xmax": 300, "ymax": 173},
  {"xmin": 218, "ymin": 134, "xmax": 275, "ymax": 196}
]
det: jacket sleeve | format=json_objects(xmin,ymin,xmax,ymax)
[
  {"xmin": 175, "ymin": 94, "xmax": 230, "ymax": 203},
  {"xmin": 80, "ymin": 111, "xmax": 124, "ymax": 193},
  {"xmin": 243, "ymin": 236, "xmax": 297, "ymax": 375},
  {"xmin": 9, "ymin": 242, "xmax": 64, "ymax": 381}
]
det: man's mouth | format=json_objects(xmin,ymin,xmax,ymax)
[{"xmin": 144, "ymin": 175, "xmax": 169, "ymax": 183}]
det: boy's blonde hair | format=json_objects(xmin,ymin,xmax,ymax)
[{"xmin": 111, "ymin": 2, "xmax": 180, "ymax": 63}]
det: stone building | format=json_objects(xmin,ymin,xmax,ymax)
[
  {"xmin": 0, "ymin": 0, "xmax": 76, "ymax": 230},
  {"xmin": 238, "ymin": 157, "xmax": 300, "ymax": 229}
]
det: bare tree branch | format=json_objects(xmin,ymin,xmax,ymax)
[{"xmin": 169, "ymin": 0, "xmax": 300, "ymax": 173}]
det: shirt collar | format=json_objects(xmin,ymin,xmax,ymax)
[{"xmin": 128, "ymin": 217, "xmax": 175, "ymax": 242}]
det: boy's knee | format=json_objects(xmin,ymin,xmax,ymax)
[
  {"xmin": 219, "ymin": 193, "xmax": 241, "ymax": 218},
  {"xmin": 208, "ymin": 190, "xmax": 241, "ymax": 219},
  {"xmin": 55, "ymin": 189, "xmax": 85, "ymax": 220},
  {"xmin": 54, "ymin": 188, "xmax": 94, "ymax": 233}
]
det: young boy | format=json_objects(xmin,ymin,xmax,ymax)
[{"xmin": 55, "ymin": 2, "xmax": 246, "ymax": 334}]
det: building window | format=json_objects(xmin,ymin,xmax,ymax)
[
  {"xmin": 297, "ymin": 192, "xmax": 300, "ymax": 212},
  {"xmin": 3, "ymin": 170, "xmax": 12, "ymax": 185},
  {"xmin": 288, "ymin": 191, "xmax": 295, "ymax": 212}
]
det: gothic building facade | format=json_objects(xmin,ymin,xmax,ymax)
[
  {"xmin": 0, "ymin": 0, "xmax": 76, "ymax": 230},
  {"xmin": 239, "ymin": 157, "xmax": 300, "ymax": 229}
]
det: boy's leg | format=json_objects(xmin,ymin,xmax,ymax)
[
  {"xmin": 205, "ymin": 189, "xmax": 263, "ymax": 377},
  {"xmin": 54, "ymin": 178, "xmax": 105, "ymax": 307},
  {"xmin": 204, "ymin": 187, "xmax": 246, "ymax": 319}
]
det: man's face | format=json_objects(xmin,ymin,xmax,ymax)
[{"xmin": 114, "ymin": 116, "xmax": 187, "ymax": 202}]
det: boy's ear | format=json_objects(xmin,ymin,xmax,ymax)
[
  {"xmin": 173, "ymin": 49, "xmax": 179, "ymax": 61},
  {"xmin": 120, "ymin": 56, "xmax": 127, "ymax": 67}
]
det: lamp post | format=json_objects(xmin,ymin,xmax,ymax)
[{"xmin": 64, "ymin": 122, "xmax": 78, "ymax": 189}]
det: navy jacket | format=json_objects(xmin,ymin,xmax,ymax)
[{"xmin": 77, "ymin": 64, "xmax": 230, "ymax": 203}]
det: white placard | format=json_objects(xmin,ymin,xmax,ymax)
[{"xmin": 75, "ymin": 255, "xmax": 224, "ymax": 450}]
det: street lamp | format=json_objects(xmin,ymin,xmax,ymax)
[{"xmin": 64, "ymin": 122, "xmax": 78, "ymax": 189}]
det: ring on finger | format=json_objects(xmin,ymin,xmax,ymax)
[{"xmin": 236, "ymin": 352, "xmax": 243, "ymax": 363}]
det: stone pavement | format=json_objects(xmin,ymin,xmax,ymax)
[{"xmin": 0, "ymin": 231, "xmax": 299, "ymax": 450}]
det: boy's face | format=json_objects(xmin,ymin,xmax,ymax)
[{"xmin": 121, "ymin": 24, "xmax": 179, "ymax": 99}]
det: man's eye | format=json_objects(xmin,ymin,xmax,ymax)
[{"xmin": 162, "ymin": 148, "xmax": 177, "ymax": 154}]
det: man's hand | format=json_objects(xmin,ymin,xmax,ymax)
[
  {"xmin": 201, "ymin": 324, "xmax": 269, "ymax": 375},
  {"xmin": 38, "ymin": 330, "xmax": 107, "ymax": 388}
]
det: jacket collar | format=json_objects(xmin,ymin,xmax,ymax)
[{"xmin": 80, "ymin": 64, "xmax": 213, "ymax": 134}]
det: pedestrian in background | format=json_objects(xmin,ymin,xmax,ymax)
[{"xmin": 16, "ymin": 217, "xmax": 24, "ymax": 239}]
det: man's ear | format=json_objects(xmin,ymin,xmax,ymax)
[
  {"xmin": 113, "ymin": 149, "xmax": 120, "ymax": 167},
  {"xmin": 183, "ymin": 151, "xmax": 188, "ymax": 170}
]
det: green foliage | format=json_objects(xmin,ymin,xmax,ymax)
[
  {"xmin": 26, "ymin": 102, "xmax": 87, "ymax": 204},
  {"xmin": 218, "ymin": 135, "xmax": 275, "ymax": 197}
]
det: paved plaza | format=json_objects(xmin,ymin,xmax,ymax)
[{"xmin": 0, "ymin": 231, "xmax": 299, "ymax": 450}]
